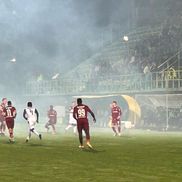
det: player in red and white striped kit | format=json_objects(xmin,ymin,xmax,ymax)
[
  {"xmin": 111, "ymin": 101, "xmax": 122, "ymax": 136},
  {"xmin": 45, "ymin": 105, "xmax": 57, "ymax": 134}
]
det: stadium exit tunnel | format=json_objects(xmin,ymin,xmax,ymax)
[{"xmin": 73, "ymin": 95, "xmax": 141, "ymax": 125}]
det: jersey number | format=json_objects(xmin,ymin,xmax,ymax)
[
  {"xmin": 7, "ymin": 109, "xmax": 12, "ymax": 117},
  {"xmin": 78, "ymin": 109, "xmax": 85, "ymax": 118}
]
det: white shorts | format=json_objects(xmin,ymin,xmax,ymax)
[{"xmin": 28, "ymin": 120, "xmax": 36, "ymax": 130}]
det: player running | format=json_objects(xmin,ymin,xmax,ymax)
[
  {"xmin": 3, "ymin": 101, "xmax": 17, "ymax": 142},
  {"xmin": 110, "ymin": 101, "xmax": 122, "ymax": 136},
  {"xmin": 0, "ymin": 98, "xmax": 8, "ymax": 135},
  {"xmin": 45, "ymin": 105, "xmax": 57, "ymax": 134},
  {"xmin": 73, "ymin": 98, "xmax": 96, "ymax": 149},
  {"xmin": 23, "ymin": 102, "xmax": 42, "ymax": 143},
  {"xmin": 65, "ymin": 101, "xmax": 77, "ymax": 135}
]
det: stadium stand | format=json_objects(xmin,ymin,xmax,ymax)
[{"xmin": 24, "ymin": 24, "xmax": 182, "ymax": 96}]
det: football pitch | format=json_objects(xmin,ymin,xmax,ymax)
[{"xmin": 0, "ymin": 129, "xmax": 182, "ymax": 182}]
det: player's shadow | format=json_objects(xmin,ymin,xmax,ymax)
[
  {"xmin": 3, "ymin": 141, "xmax": 15, "ymax": 144},
  {"xmin": 27, "ymin": 143, "xmax": 45, "ymax": 147},
  {"xmin": 2, "ymin": 141, "xmax": 46, "ymax": 147},
  {"xmin": 81, "ymin": 148, "xmax": 105, "ymax": 153},
  {"xmin": 120, "ymin": 135, "xmax": 133, "ymax": 138},
  {"xmin": 26, "ymin": 143, "xmax": 55, "ymax": 149}
]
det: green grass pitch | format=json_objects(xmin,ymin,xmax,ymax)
[{"xmin": 0, "ymin": 130, "xmax": 182, "ymax": 182}]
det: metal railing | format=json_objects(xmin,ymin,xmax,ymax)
[{"xmin": 24, "ymin": 70, "xmax": 182, "ymax": 96}]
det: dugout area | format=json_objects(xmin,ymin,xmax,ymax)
[{"xmin": 135, "ymin": 94, "xmax": 182, "ymax": 130}]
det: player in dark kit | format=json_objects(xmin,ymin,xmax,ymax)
[
  {"xmin": 73, "ymin": 98, "xmax": 96, "ymax": 149},
  {"xmin": 111, "ymin": 101, "xmax": 122, "ymax": 136},
  {"xmin": 3, "ymin": 101, "xmax": 17, "ymax": 142},
  {"xmin": 45, "ymin": 105, "xmax": 57, "ymax": 134}
]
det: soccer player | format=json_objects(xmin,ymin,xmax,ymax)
[
  {"xmin": 73, "ymin": 98, "xmax": 96, "ymax": 149},
  {"xmin": 3, "ymin": 101, "xmax": 17, "ymax": 142},
  {"xmin": 23, "ymin": 102, "xmax": 42, "ymax": 142},
  {"xmin": 65, "ymin": 101, "xmax": 77, "ymax": 134},
  {"xmin": 45, "ymin": 105, "xmax": 57, "ymax": 134},
  {"xmin": 0, "ymin": 98, "xmax": 7, "ymax": 135},
  {"xmin": 110, "ymin": 101, "xmax": 122, "ymax": 136}
]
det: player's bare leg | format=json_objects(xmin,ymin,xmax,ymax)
[
  {"xmin": 26, "ymin": 128, "xmax": 42, "ymax": 142},
  {"xmin": 0, "ymin": 122, "xmax": 2, "ymax": 135},
  {"xmin": 78, "ymin": 131, "xmax": 84, "ymax": 148},
  {"xmin": 45, "ymin": 123, "xmax": 50, "ymax": 132},
  {"xmin": 0, "ymin": 121, "xmax": 6, "ymax": 136},
  {"xmin": 2, "ymin": 122, "xmax": 6, "ymax": 134},
  {"xmin": 65, "ymin": 124, "xmax": 72, "ymax": 131},
  {"xmin": 8, "ymin": 128, "xmax": 14, "ymax": 142},
  {"xmin": 51, "ymin": 124, "xmax": 56, "ymax": 134},
  {"xmin": 73, "ymin": 126, "xmax": 77, "ymax": 135},
  {"xmin": 118, "ymin": 126, "xmax": 121, "ymax": 136},
  {"xmin": 78, "ymin": 126, "xmax": 84, "ymax": 148},
  {"xmin": 26, "ymin": 129, "xmax": 32, "ymax": 142},
  {"xmin": 117, "ymin": 121, "xmax": 121, "ymax": 136},
  {"xmin": 31, "ymin": 128, "xmax": 41, "ymax": 139},
  {"xmin": 112, "ymin": 127, "xmax": 118, "ymax": 136},
  {"xmin": 84, "ymin": 128, "xmax": 93, "ymax": 149}
]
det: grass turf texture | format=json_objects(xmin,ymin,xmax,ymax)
[{"xmin": 0, "ymin": 130, "xmax": 182, "ymax": 182}]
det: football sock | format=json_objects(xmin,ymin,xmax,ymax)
[
  {"xmin": 112, "ymin": 127, "xmax": 117, "ymax": 134},
  {"xmin": 52, "ymin": 125, "xmax": 56, "ymax": 132},
  {"xmin": 79, "ymin": 132, "xmax": 83, "ymax": 145},
  {"xmin": 45, "ymin": 123, "xmax": 49, "ymax": 129},
  {"xmin": 27, "ymin": 131, "xmax": 31, "ymax": 140},
  {"xmin": 33, "ymin": 129, "xmax": 39, "ymax": 136},
  {"xmin": 118, "ymin": 126, "xmax": 121, "ymax": 133},
  {"xmin": 73, "ymin": 126, "xmax": 77, "ymax": 134},
  {"xmin": 84, "ymin": 129, "xmax": 90, "ymax": 140},
  {"xmin": 10, "ymin": 132, "xmax": 13, "ymax": 138},
  {"xmin": 3, "ymin": 124, "xmax": 5, "ymax": 131}
]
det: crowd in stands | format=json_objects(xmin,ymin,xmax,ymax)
[{"xmin": 138, "ymin": 106, "xmax": 182, "ymax": 131}]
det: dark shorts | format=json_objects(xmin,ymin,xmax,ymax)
[
  {"xmin": 112, "ymin": 119, "xmax": 121, "ymax": 127},
  {"xmin": 77, "ymin": 120, "xmax": 89, "ymax": 133},
  {"xmin": 48, "ymin": 120, "xmax": 56, "ymax": 125},
  {"xmin": 46, "ymin": 122, "xmax": 55, "ymax": 127},
  {"xmin": 6, "ymin": 119, "xmax": 14, "ymax": 129}
]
